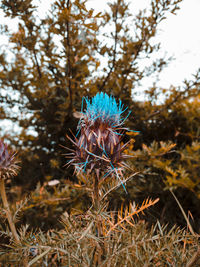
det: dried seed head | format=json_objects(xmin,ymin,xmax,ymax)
[
  {"xmin": 0, "ymin": 140, "xmax": 20, "ymax": 180},
  {"xmin": 66, "ymin": 93, "xmax": 131, "ymax": 180}
]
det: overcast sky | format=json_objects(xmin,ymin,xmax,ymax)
[
  {"xmin": 86, "ymin": 0, "xmax": 200, "ymax": 90},
  {"xmin": 146, "ymin": 0, "xmax": 200, "ymax": 88}
]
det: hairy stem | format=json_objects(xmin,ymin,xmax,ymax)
[{"xmin": 93, "ymin": 175, "xmax": 106, "ymax": 265}]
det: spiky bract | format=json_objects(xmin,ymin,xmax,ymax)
[
  {"xmin": 66, "ymin": 93, "xmax": 130, "ymax": 180},
  {"xmin": 0, "ymin": 140, "xmax": 20, "ymax": 179}
]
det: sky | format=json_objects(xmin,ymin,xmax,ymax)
[
  {"xmin": 143, "ymin": 0, "xmax": 200, "ymax": 88},
  {"xmin": 86, "ymin": 0, "xmax": 200, "ymax": 91}
]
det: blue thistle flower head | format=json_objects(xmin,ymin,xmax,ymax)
[
  {"xmin": 83, "ymin": 92, "xmax": 127, "ymax": 127},
  {"xmin": 66, "ymin": 92, "xmax": 132, "ymax": 192}
]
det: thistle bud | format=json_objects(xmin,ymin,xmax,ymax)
[
  {"xmin": 0, "ymin": 140, "xmax": 20, "ymax": 179},
  {"xmin": 67, "ymin": 93, "xmax": 130, "ymax": 181}
]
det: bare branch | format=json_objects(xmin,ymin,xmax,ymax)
[
  {"xmin": 33, "ymin": 48, "xmax": 42, "ymax": 79},
  {"xmin": 99, "ymin": 1, "xmax": 119, "ymax": 91},
  {"xmin": 66, "ymin": 0, "xmax": 73, "ymax": 112},
  {"xmin": 144, "ymin": 79, "xmax": 200, "ymax": 121}
]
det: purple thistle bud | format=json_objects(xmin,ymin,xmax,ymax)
[
  {"xmin": 0, "ymin": 140, "xmax": 20, "ymax": 179},
  {"xmin": 66, "ymin": 93, "xmax": 131, "ymax": 184}
]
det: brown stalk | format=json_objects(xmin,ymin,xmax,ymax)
[
  {"xmin": 0, "ymin": 178, "xmax": 20, "ymax": 244},
  {"xmin": 0, "ymin": 178, "xmax": 29, "ymax": 267}
]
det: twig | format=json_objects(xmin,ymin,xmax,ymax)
[
  {"xmin": 28, "ymin": 247, "xmax": 51, "ymax": 266},
  {"xmin": 145, "ymin": 80, "xmax": 200, "ymax": 121},
  {"xmin": 169, "ymin": 188, "xmax": 195, "ymax": 236},
  {"xmin": 120, "ymin": 40, "xmax": 143, "ymax": 92},
  {"xmin": 33, "ymin": 49, "xmax": 42, "ymax": 79}
]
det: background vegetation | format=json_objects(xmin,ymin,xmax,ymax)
[{"xmin": 0, "ymin": 0, "xmax": 200, "ymax": 265}]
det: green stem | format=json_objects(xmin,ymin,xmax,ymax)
[{"xmin": 0, "ymin": 178, "xmax": 20, "ymax": 244}]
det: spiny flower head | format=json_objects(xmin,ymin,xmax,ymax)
[
  {"xmin": 66, "ymin": 92, "xmax": 131, "ymax": 183},
  {"xmin": 0, "ymin": 140, "xmax": 20, "ymax": 179}
]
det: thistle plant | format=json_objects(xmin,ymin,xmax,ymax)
[
  {"xmin": 0, "ymin": 139, "xmax": 20, "ymax": 244},
  {"xmin": 67, "ymin": 92, "xmax": 131, "ymax": 208}
]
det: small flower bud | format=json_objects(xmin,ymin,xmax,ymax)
[{"xmin": 0, "ymin": 140, "xmax": 20, "ymax": 179}]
